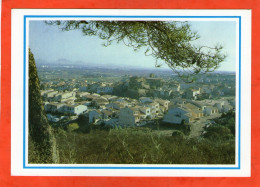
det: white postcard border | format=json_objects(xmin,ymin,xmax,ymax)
[{"xmin": 11, "ymin": 9, "xmax": 251, "ymax": 177}]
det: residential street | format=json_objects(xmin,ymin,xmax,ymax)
[{"xmin": 189, "ymin": 113, "xmax": 221, "ymax": 138}]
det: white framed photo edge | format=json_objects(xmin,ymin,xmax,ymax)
[{"xmin": 11, "ymin": 9, "xmax": 251, "ymax": 177}]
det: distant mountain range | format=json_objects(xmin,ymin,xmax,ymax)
[{"xmin": 35, "ymin": 58, "xmax": 235, "ymax": 74}]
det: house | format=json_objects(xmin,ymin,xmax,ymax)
[
  {"xmin": 102, "ymin": 95, "xmax": 117, "ymax": 101},
  {"xmin": 54, "ymin": 91, "xmax": 76, "ymax": 102},
  {"xmin": 44, "ymin": 103, "xmax": 65, "ymax": 113},
  {"xmin": 163, "ymin": 107, "xmax": 191, "ymax": 124},
  {"xmin": 41, "ymin": 89, "xmax": 54, "ymax": 96},
  {"xmin": 182, "ymin": 103, "xmax": 204, "ymax": 118},
  {"xmin": 204, "ymin": 106, "xmax": 219, "ymax": 116},
  {"xmin": 118, "ymin": 107, "xmax": 141, "ymax": 126},
  {"xmin": 78, "ymin": 101, "xmax": 92, "ymax": 107},
  {"xmin": 106, "ymin": 101, "xmax": 128, "ymax": 110},
  {"xmin": 102, "ymin": 110, "xmax": 114, "ymax": 119},
  {"xmin": 59, "ymin": 104, "xmax": 88, "ymax": 115},
  {"xmin": 139, "ymin": 107, "xmax": 151, "ymax": 119},
  {"xmin": 170, "ymin": 98, "xmax": 187, "ymax": 106},
  {"xmin": 92, "ymin": 98, "xmax": 109, "ymax": 109},
  {"xmin": 82, "ymin": 94, "xmax": 99, "ymax": 101},
  {"xmin": 76, "ymin": 92, "xmax": 90, "ymax": 98},
  {"xmin": 89, "ymin": 110, "xmax": 102, "ymax": 123},
  {"xmin": 190, "ymin": 109, "xmax": 204, "ymax": 118},
  {"xmin": 44, "ymin": 90, "xmax": 58, "ymax": 98},
  {"xmin": 214, "ymin": 101, "xmax": 225, "ymax": 112},
  {"xmin": 42, "ymin": 90, "xmax": 59, "ymax": 101},
  {"xmin": 145, "ymin": 102, "xmax": 160, "ymax": 116},
  {"xmin": 154, "ymin": 98, "xmax": 170, "ymax": 111},
  {"xmin": 163, "ymin": 101, "xmax": 206, "ymax": 124},
  {"xmin": 183, "ymin": 88, "xmax": 200, "ymax": 99}
]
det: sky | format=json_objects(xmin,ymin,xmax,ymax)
[{"xmin": 29, "ymin": 20, "xmax": 236, "ymax": 71}]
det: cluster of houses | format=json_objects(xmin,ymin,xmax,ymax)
[
  {"xmin": 87, "ymin": 97, "xmax": 170, "ymax": 126},
  {"xmin": 39, "ymin": 72, "xmax": 235, "ymax": 126},
  {"xmin": 163, "ymin": 98, "xmax": 235, "ymax": 124},
  {"xmin": 41, "ymin": 87, "xmax": 234, "ymax": 127},
  {"xmin": 41, "ymin": 88, "xmax": 171, "ymax": 126}
]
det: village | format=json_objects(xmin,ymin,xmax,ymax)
[{"xmin": 39, "ymin": 66, "xmax": 235, "ymax": 135}]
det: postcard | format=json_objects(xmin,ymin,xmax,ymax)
[{"xmin": 11, "ymin": 9, "xmax": 251, "ymax": 176}]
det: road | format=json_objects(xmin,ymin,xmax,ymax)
[{"xmin": 189, "ymin": 113, "xmax": 221, "ymax": 138}]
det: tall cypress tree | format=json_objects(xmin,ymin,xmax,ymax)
[{"xmin": 28, "ymin": 49, "xmax": 54, "ymax": 163}]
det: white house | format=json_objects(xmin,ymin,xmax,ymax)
[
  {"xmin": 41, "ymin": 89, "xmax": 54, "ymax": 96},
  {"xmin": 203, "ymin": 106, "xmax": 219, "ymax": 116},
  {"xmin": 163, "ymin": 107, "xmax": 191, "ymax": 124},
  {"xmin": 54, "ymin": 91, "xmax": 76, "ymax": 102},
  {"xmin": 59, "ymin": 104, "xmax": 88, "ymax": 115}
]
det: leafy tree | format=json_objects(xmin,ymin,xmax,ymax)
[
  {"xmin": 202, "ymin": 110, "xmax": 235, "ymax": 141},
  {"xmin": 202, "ymin": 125, "xmax": 233, "ymax": 141},
  {"xmin": 46, "ymin": 21, "xmax": 226, "ymax": 81}
]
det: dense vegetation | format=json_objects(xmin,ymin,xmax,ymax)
[
  {"xmin": 52, "ymin": 120, "xmax": 235, "ymax": 164},
  {"xmin": 28, "ymin": 49, "xmax": 56, "ymax": 163},
  {"xmin": 29, "ymin": 111, "xmax": 235, "ymax": 164}
]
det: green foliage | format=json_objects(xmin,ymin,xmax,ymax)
[
  {"xmin": 201, "ymin": 110, "xmax": 235, "ymax": 160},
  {"xmin": 203, "ymin": 110, "xmax": 236, "ymax": 139},
  {"xmin": 53, "ymin": 127, "xmax": 234, "ymax": 164},
  {"xmin": 172, "ymin": 130, "xmax": 185, "ymax": 138},
  {"xmin": 67, "ymin": 123, "xmax": 79, "ymax": 132},
  {"xmin": 28, "ymin": 49, "xmax": 54, "ymax": 163},
  {"xmin": 202, "ymin": 125, "xmax": 233, "ymax": 141},
  {"xmin": 46, "ymin": 21, "xmax": 226, "ymax": 79}
]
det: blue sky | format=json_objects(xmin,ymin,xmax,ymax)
[{"xmin": 29, "ymin": 20, "xmax": 236, "ymax": 71}]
